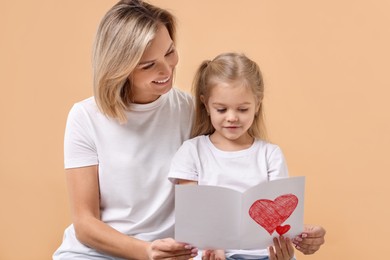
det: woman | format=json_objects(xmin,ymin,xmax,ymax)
[{"xmin": 53, "ymin": 1, "xmax": 325, "ymax": 259}]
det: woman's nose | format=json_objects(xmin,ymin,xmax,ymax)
[{"xmin": 158, "ymin": 60, "xmax": 171, "ymax": 75}]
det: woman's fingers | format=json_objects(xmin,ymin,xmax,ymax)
[
  {"xmin": 148, "ymin": 238, "xmax": 198, "ymax": 259},
  {"xmin": 292, "ymin": 225, "xmax": 326, "ymax": 255}
]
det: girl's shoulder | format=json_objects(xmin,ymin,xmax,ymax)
[
  {"xmin": 182, "ymin": 135, "xmax": 208, "ymax": 146},
  {"xmin": 254, "ymin": 139, "xmax": 284, "ymax": 154}
]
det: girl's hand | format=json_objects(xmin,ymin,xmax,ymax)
[
  {"xmin": 268, "ymin": 236, "xmax": 294, "ymax": 260},
  {"xmin": 147, "ymin": 238, "xmax": 198, "ymax": 260},
  {"xmin": 292, "ymin": 225, "xmax": 326, "ymax": 255},
  {"xmin": 202, "ymin": 249, "xmax": 226, "ymax": 260}
]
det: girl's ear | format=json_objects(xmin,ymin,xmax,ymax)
[
  {"xmin": 200, "ymin": 95, "xmax": 210, "ymax": 114},
  {"xmin": 255, "ymin": 101, "xmax": 262, "ymax": 115}
]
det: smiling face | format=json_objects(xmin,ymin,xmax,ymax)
[
  {"xmin": 130, "ymin": 24, "xmax": 178, "ymax": 104},
  {"xmin": 203, "ymin": 81, "xmax": 260, "ymax": 150}
]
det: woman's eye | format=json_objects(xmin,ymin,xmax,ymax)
[
  {"xmin": 165, "ymin": 49, "xmax": 175, "ymax": 56},
  {"xmin": 141, "ymin": 63, "xmax": 154, "ymax": 70}
]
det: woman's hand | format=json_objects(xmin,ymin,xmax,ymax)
[
  {"xmin": 201, "ymin": 249, "xmax": 225, "ymax": 260},
  {"xmin": 147, "ymin": 238, "xmax": 198, "ymax": 260},
  {"xmin": 292, "ymin": 225, "xmax": 326, "ymax": 255},
  {"xmin": 268, "ymin": 236, "xmax": 294, "ymax": 260}
]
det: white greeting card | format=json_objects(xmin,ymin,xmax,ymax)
[{"xmin": 174, "ymin": 177, "xmax": 305, "ymax": 250}]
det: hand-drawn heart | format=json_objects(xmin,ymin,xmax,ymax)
[
  {"xmin": 249, "ymin": 194, "xmax": 298, "ymax": 235},
  {"xmin": 276, "ymin": 224, "xmax": 291, "ymax": 236}
]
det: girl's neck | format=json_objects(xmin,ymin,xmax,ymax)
[{"xmin": 209, "ymin": 133, "xmax": 254, "ymax": 151}]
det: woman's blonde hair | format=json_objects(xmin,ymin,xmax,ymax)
[
  {"xmin": 191, "ymin": 52, "xmax": 267, "ymax": 139},
  {"xmin": 93, "ymin": 0, "xmax": 176, "ymax": 123}
]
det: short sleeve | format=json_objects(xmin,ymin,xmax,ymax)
[
  {"xmin": 168, "ymin": 140, "xmax": 200, "ymax": 183},
  {"xmin": 64, "ymin": 103, "xmax": 98, "ymax": 169},
  {"xmin": 267, "ymin": 145, "xmax": 289, "ymax": 181}
]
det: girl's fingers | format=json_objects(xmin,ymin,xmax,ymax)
[
  {"xmin": 270, "ymin": 236, "xmax": 295, "ymax": 260},
  {"xmin": 268, "ymin": 246, "xmax": 277, "ymax": 260},
  {"xmin": 286, "ymin": 237, "xmax": 295, "ymax": 258},
  {"xmin": 202, "ymin": 250, "xmax": 215, "ymax": 260},
  {"xmin": 273, "ymin": 237, "xmax": 283, "ymax": 258},
  {"xmin": 279, "ymin": 236, "xmax": 287, "ymax": 251}
]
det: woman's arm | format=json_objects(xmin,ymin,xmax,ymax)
[
  {"xmin": 67, "ymin": 166, "xmax": 195, "ymax": 260},
  {"xmin": 292, "ymin": 225, "xmax": 326, "ymax": 255}
]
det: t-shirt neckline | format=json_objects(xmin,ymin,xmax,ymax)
[
  {"xmin": 204, "ymin": 135, "xmax": 259, "ymax": 158},
  {"xmin": 128, "ymin": 89, "xmax": 171, "ymax": 112}
]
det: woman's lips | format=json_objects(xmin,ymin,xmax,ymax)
[{"xmin": 152, "ymin": 76, "xmax": 170, "ymax": 84}]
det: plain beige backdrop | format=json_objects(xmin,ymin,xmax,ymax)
[{"xmin": 1, "ymin": 0, "xmax": 390, "ymax": 259}]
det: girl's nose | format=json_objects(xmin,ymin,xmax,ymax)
[{"xmin": 227, "ymin": 112, "xmax": 238, "ymax": 122}]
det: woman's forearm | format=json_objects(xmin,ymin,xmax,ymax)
[{"xmin": 74, "ymin": 215, "xmax": 150, "ymax": 259}]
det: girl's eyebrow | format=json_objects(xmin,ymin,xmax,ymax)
[
  {"xmin": 212, "ymin": 102, "xmax": 252, "ymax": 106},
  {"xmin": 138, "ymin": 42, "xmax": 174, "ymax": 66}
]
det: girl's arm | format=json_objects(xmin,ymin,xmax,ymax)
[
  {"xmin": 177, "ymin": 179, "xmax": 197, "ymax": 185},
  {"xmin": 67, "ymin": 166, "xmax": 195, "ymax": 260}
]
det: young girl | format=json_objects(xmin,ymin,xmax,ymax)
[{"xmin": 168, "ymin": 53, "xmax": 295, "ymax": 260}]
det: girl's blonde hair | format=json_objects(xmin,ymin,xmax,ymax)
[
  {"xmin": 191, "ymin": 52, "xmax": 267, "ymax": 139},
  {"xmin": 93, "ymin": 0, "xmax": 176, "ymax": 123}
]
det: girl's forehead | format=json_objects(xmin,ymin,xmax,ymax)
[
  {"xmin": 208, "ymin": 82, "xmax": 255, "ymax": 102},
  {"xmin": 209, "ymin": 80, "xmax": 250, "ymax": 94}
]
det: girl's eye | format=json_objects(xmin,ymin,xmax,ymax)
[
  {"xmin": 238, "ymin": 108, "xmax": 249, "ymax": 112},
  {"xmin": 216, "ymin": 108, "xmax": 226, "ymax": 113}
]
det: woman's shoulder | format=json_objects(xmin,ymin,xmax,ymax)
[
  {"xmin": 170, "ymin": 87, "xmax": 193, "ymax": 102},
  {"xmin": 66, "ymin": 97, "xmax": 101, "ymax": 123},
  {"xmin": 72, "ymin": 96, "xmax": 97, "ymax": 110}
]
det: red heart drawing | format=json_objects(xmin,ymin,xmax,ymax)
[
  {"xmin": 248, "ymin": 194, "xmax": 298, "ymax": 235},
  {"xmin": 276, "ymin": 225, "xmax": 291, "ymax": 236}
]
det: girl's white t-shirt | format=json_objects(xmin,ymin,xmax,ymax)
[
  {"xmin": 168, "ymin": 135, "xmax": 290, "ymax": 259},
  {"xmin": 169, "ymin": 135, "xmax": 288, "ymax": 190},
  {"xmin": 54, "ymin": 88, "xmax": 194, "ymax": 259}
]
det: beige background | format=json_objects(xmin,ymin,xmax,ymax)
[{"xmin": 1, "ymin": 0, "xmax": 389, "ymax": 259}]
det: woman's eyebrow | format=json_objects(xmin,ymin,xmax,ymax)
[{"xmin": 138, "ymin": 42, "xmax": 174, "ymax": 66}]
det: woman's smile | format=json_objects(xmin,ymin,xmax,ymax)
[{"xmin": 152, "ymin": 76, "xmax": 171, "ymax": 84}]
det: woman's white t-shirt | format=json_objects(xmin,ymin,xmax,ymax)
[{"xmin": 54, "ymin": 88, "xmax": 194, "ymax": 259}]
